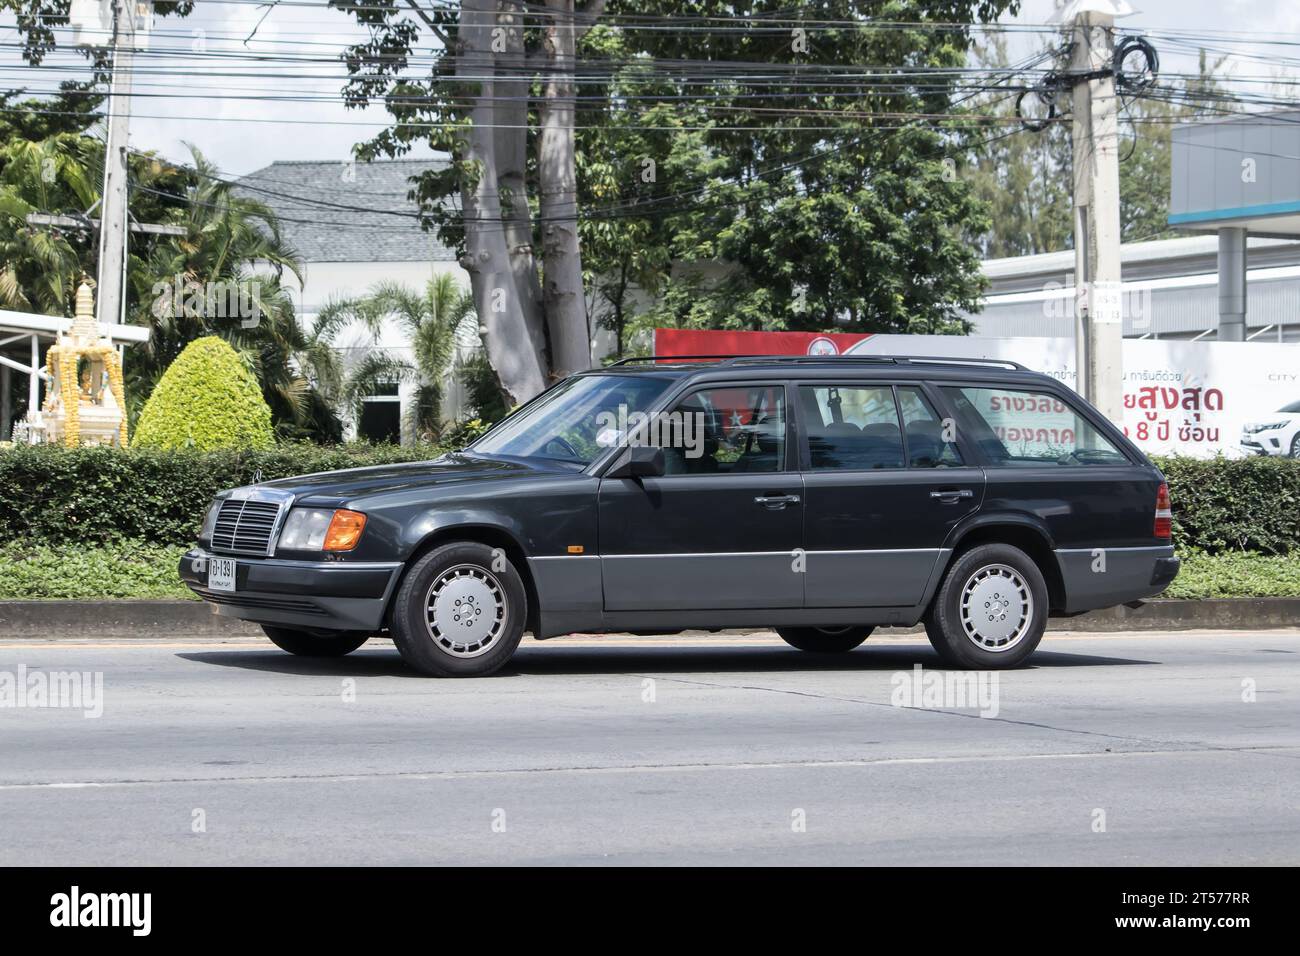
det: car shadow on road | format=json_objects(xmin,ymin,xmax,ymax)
[{"xmin": 176, "ymin": 643, "xmax": 1157, "ymax": 679}]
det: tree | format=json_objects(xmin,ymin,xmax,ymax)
[
  {"xmin": 0, "ymin": 133, "xmax": 97, "ymax": 313},
  {"xmin": 331, "ymin": 0, "xmax": 608, "ymax": 404},
  {"xmin": 968, "ymin": 39, "xmax": 1227, "ymax": 255},
  {"xmin": 964, "ymin": 35, "xmax": 1073, "ymax": 258},
  {"xmin": 615, "ymin": 1, "xmax": 1014, "ymax": 335},
  {"xmin": 126, "ymin": 146, "xmax": 342, "ymax": 440},
  {"xmin": 132, "ymin": 335, "xmax": 275, "ymax": 450},
  {"xmin": 315, "ymin": 273, "xmax": 477, "ymax": 442}
]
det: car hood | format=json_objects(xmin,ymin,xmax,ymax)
[{"xmin": 247, "ymin": 453, "xmax": 574, "ymax": 502}]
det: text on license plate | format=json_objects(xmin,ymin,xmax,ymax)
[{"xmin": 208, "ymin": 557, "xmax": 237, "ymax": 592}]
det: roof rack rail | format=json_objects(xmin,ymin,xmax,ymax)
[
  {"xmin": 609, "ymin": 354, "xmax": 742, "ymax": 365},
  {"xmin": 891, "ymin": 355, "xmax": 1027, "ymax": 371},
  {"xmin": 610, "ymin": 353, "xmax": 1027, "ymax": 371}
]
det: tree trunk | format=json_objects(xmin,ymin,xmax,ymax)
[
  {"xmin": 537, "ymin": 0, "xmax": 591, "ymax": 377},
  {"xmin": 455, "ymin": 0, "xmax": 547, "ymax": 404},
  {"xmin": 494, "ymin": 1, "xmax": 545, "ymax": 350}
]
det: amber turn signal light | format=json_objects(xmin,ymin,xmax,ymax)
[{"xmin": 323, "ymin": 509, "xmax": 367, "ymax": 551}]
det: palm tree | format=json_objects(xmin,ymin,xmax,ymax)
[
  {"xmin": 128, "ymin": 145, "xmax": 343, "ymax": 439},
  {"xmin": 316, "ymin": 273, "xmax": 476, "ymax": 442},
  {"xmin": 0, "ymin": 134, "xmax": 98, "ymax": 314}
]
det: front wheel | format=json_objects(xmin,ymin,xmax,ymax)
[
  {"xmin": 389, "ymin": 542, "xmax": 527, "ymax": 677},
  {"xmin": 923, "ymin": 544, "xmax": 1047, "ymax": 669},
  {"xmin": 1290, "ymin": 434, "xmax": 1300, "ymax": 459},
  {"xmin": 776, "ymin": 625, "xmax": 873, "ymax": 653},
  {"xmin": 261, "ymin": 625, "xmax": 370, "ymax": 658}
]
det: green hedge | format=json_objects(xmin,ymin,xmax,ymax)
[
  {"xmin": 0, "ymin": 541, "xmax": 192, "ymax": 599},
  {"xmin": 0, "ymin": 445, "xmax": 1295, "ymax": 554},
  {"xmin": 1153, "ymin": 455, "xmax": 1300, "ymax": 555},
  {"xmin": 0, "ymin": 443, "xmax": 448, "ymax": 547}
]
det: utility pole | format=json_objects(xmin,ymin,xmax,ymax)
[
  {"xmin": 1064, "ymin": 0, "xmax": 1128, "ymax": 424},
  {"xmin": 95, "ymin": 0, "xmax": 138, "ymax": 328}
]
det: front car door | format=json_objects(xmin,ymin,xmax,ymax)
[
  {"xmin": 598, "ymin": 381, "xmax": 805, "ymax": 610},
  {"xmin": 797, "ymin": 381, "xmax": 985, "ymax": 608}
]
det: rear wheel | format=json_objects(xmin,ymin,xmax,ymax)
[
  {"xmin": 390, "ymin": 542, "xmax": 527, "ymax": 677},
  {"xmin": 776, "ymin": 625, "xmax": 873, "ymax": 653},
  {"xmin": 923, "ymin": 543, "xmax": 1047, "ymax": 669},
  {"xmin": 261, "ymin": 625, "xmax": 370, "ymax": 658}
]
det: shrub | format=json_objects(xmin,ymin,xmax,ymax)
[
  {"xmin": 0, "ymin": 540, "xmax": 192, "ymax": 599},
  {"xmin": 0, "ymin": 442, "xmax": 448, "ymax": 547},
  {"xmin": 132, "ymin": 336, "xmax": 275, "ymax": 450},
  {"xmin": 1153, "ymin": 455, "xmax": 1300, "ymax": 555}
]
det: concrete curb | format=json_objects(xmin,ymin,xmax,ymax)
[{"xmin": 0, "ymin": 597, "xmax": 1295, "ymax": 639}]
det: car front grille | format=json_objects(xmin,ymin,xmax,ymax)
[{"xmin": 210, "ymin": 498, "xmax": 284, "ymax": 556}]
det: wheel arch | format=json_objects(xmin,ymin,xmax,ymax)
[
  {"xmin": 937, "ymin": 519, "xmax": 1066, "ymax": 612},
  {"xmin": 386, "ymin": 523, "xmax": 541, "ymax": 636}
]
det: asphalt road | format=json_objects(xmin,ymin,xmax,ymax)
[{"xmin": 0, "ymin": 629, "xmax": 1296, "ymax": 866}]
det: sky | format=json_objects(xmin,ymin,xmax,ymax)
[{"xmin": 1, "ymin": 1, "xmax": 1299, "ymax": 177}]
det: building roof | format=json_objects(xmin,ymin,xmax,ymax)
[
  {"xmin": 981, "ymin": 234, "xmax": 1300, "ymax": 295},
  {"xmin": 235, "ymin": 159, "xmax": 458, "ymax": 264}
]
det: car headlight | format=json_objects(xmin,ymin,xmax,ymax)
[
  {"xmin": 277, "ymin": 508, "xmax": 367, "ymax": 552},
  {"xmin": 1244, "ymin": 421, "xmax": 1287, "ymax": 434},
  {"xmin": 200, "ymin": 499, "xmax": 223, "ymax": 541}
]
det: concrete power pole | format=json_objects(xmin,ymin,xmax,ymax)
[
  {"xmin": 1065, "ymin": 1, "xmax": 1128, "ymax": 424},
  {"xmin": 95, "ymin": 0, "xmax": 137, "ymax": 328}
]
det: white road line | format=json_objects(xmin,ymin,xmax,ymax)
[{"xmin": 0, "ymin": 745, "xmax": 1291, "ymax": 792}]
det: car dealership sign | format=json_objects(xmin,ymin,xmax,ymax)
[{"xmin": 653, "ymin": 328, "xmax": 1300, "ymax": 457}]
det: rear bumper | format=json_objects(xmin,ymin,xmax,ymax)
[
  {"xmin": 180, "ymin": 548, "xmax": 401, "ymax": 632},
  {"xmin": 1055, "ymin": 545, "xmax": 1180, "ymax": 614}
]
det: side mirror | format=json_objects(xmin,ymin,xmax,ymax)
[{"xmin": 607, "ymin": 444, "xmax": 665, "ymax": 479}]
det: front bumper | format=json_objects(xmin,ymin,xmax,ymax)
[
  {"xmin": 1240, "ymin": 436, "xmax": 1283, "ymax": 456},
  {"xmin": 180, "ymin": 548, "xmax": 402, "ymax": 632}
]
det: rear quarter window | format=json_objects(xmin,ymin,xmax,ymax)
[{"xmin": 942, "ymin": 385, "xmax": 1128, "ymax": 466}]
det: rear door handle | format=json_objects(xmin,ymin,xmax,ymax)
[
  {"xmin": 754, "ymin": 494, "xmax": 801, "ymax": 509},
  {"xmin": 930, "ymin": 488, "xmax": 975, "ymax": 502}
]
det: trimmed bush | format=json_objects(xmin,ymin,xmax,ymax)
[
  {"xmin": 0, "ymin": 540, "xmax": 192, "ymax": 599},
  {"xmin": 1153, "ymin": 455, "xmax": 1300, "ymax": 555},
  {"xmin": 133, "ymin": 336, "xmax": 275, "ymax": 450},
  {"xmin": 0, "ymin": 442, "xmax": 447, "ymax": 547},
  {"xmin": 0, "ymin": 445, "xmax": 1295, "ymax": 554}
]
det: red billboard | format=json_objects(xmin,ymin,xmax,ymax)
[{"xmin": 653, "ymin": 328, "xmax": 871, "ymax": 357}]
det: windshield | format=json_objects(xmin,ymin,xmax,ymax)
[
  {"xmin": 1279, "ymin": 401, "xmax": 1300, "ymax": 414},
  {"xmin": 470, "ymin": 374, "xmax": 674, "ymax": 465}
]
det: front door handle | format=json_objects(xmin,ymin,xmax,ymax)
[
  {"xmin": 754, "ymin": 494, "xmax": 801, "ymax": 509},
  {"xmin": 930, "ymin": 488, "xmax": 975, "ymax": 502}
]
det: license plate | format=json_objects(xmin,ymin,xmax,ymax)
[{"xmin": 208, "ymin": 557, "xmax": 237, "ymax": 592}]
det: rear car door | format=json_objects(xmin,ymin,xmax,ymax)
[
  {"xmin": 598, "ymin": 381, "xmax": 805, "ymax": 610},
  {"xmin": 797, "ymin": 381, "xmax": 985, "ymax": 608}
]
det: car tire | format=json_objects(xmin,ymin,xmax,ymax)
[
  {"xmin": 1291, "ymin": 435, "xmax": 1300, "ymax": 459},
  {"xmin": 776, "ymin": 626, "xmax": 873, "ymax": 652},
  {"xmin": 261, "ymin": 625, "xmax": 370, "ymax": 657},
  {"xmin": 923, "ymin": 543, "xmax": 1048, "ymax": 669},
  {"xmin": 390, "ymin": 542, "xmax": 527, "ymax": 677}
]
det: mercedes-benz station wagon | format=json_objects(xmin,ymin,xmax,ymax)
[{"xmin": 181, "ymin": 355, "xmax": 1180, "ymax": 677}]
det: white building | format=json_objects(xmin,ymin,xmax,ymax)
[
  {"xmin": 237, "ymin": 158, "xmax": 477, "ymax": 442},
  {"xmin": 967, "ymin": 235, "xmax": 1300, "ymax": 342}
]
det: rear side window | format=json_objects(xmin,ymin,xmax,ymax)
[
  {"xmin": 897, "ymin": 386, "xmax": 963, "ymax": 468},
  {"xmin": 800, "ymin": 385, "xmax": 903, "ymax": 470},
  {"xmin": 941, "ymin": 386, "xmax": 1128, "ymax": 466}
]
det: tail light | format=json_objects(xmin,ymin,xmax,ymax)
[{"xmin": 1154, "ymin": 483, "xmax": 1172, "ymax": 539}]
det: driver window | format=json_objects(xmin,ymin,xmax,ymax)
[{"xmin": 656, "ymin": 385, "xmax": 786, "ymax": 475}]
